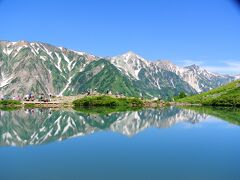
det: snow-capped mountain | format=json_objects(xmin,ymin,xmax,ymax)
[
  {"xmin": 0, "ymin": 40, "xmax": 237, "ymax": 98},
  {"xmin": 110, "ymin": 52, "xmax": 234, "ymax": 96},
  {"xmin": 110, "ymin": 51, "xmax": 149, "ymax": 80}
]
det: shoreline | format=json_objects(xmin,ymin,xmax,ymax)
[{"xmin": 0, "ymin": 101, "xmax": 200, "ymax": 109}]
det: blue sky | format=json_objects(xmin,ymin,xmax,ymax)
[{"xmin": 0, "ymin": 0, "xmax": 240, "ymax": 74}]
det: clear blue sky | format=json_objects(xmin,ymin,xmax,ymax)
[{"xmin": 0, "ymin": 0, "xmax": 240, "ymax": 74}]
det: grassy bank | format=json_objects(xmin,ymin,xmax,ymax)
[
  {"xmin": 73, "ymin": 95, "xmax": 144, "ymax": 107},
  {"xmin": 177, "ymin": 80, "xmax": 240, "ymax": 107}
]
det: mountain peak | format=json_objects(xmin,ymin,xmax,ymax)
[
  {"xmin": 110, "ymin": 51, "xmax": 149, "ymax": 80},
  {"xmin": 185, "ymin": 64, "xmax": 200, "ymax": 70},
  {"xmin": 12, "ymin": 40, "xmax": 30, "ymax": 46},
  {"xmin": 111, "ymin": 51, "xmax": 148, "ymax": 65},
  {"xmin": 124, "ymin": 51, "xmax": 137, "ymax": 55},
  {"xmin": 122, "ymin": 51, "xmax": 143, "ymax": 59}
]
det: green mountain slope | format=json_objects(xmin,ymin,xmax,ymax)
[
  {"xmin": 65, "ymin": 59, "xmax": 141, "ymax": 97},
  {"xmin": 137, "ymin": 68, "xmax": 196, "ymax": 99},
  {"xmin": 178, "ymin": 80, "xmax": 240, "ymax": 106},
  {"xmin": 66, "ymin": 59, "xmax": 196, "ymax": 99}
]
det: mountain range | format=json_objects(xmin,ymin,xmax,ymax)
[{"xmin": 0, "ymin": 40, "xmax": 238, "ymax": 99}]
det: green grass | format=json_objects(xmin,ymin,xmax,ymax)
[
  {"xmin": 73, "ymin": 95, "xmax": 144, "ymax": 107},
  {"xmin": 0, "ymin": 100, "xmax": 22, "ymax": 106},
  {"xmin": 177, "ymin": 80, "xmax": 240, "ymax": 107}
]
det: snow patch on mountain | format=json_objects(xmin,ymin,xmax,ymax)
[
  {"xmin": 0, "ymin": 74, "xmax": 13, "ymax": 88},
  {"xmin": 55, "ymin": 52, "xmax": 62, "ymax": 72},
  {"xmin": 41, "ymin": 45, "xmax": 53, "ymax": 59},
  {"xmin": 62, "ymin": 53, "xmax": 72, "ymax": 71},
  {"xmin": 3, "ymin": 47, "xmax": 13, "ymax": 56},
  {"xmin": 58, "ymin": 75, "xmax": 74, "ymax": 96}
]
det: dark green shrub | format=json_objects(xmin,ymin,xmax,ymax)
[{"xmin": 73, "ymin": 96, "xmax": 144, "ymax": 107}]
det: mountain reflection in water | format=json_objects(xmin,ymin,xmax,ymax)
[{"xmin": 0, "ymin": 107, "xmax": 209, "ymax": 147}]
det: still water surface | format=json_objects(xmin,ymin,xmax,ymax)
[{"xmin": 0, "ymin": 107, "xmax": 239, "ymax": 180}]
